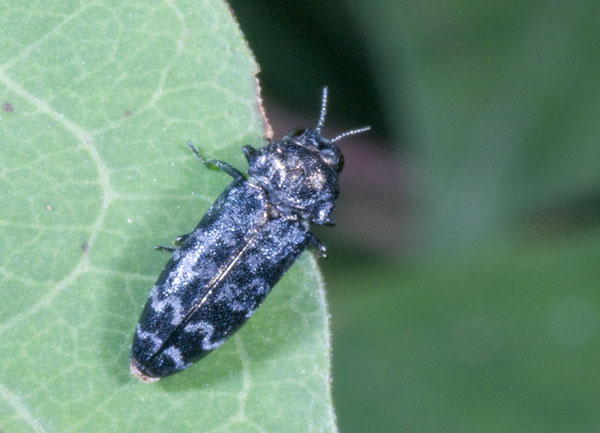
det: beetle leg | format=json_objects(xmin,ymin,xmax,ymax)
[
  {"xmin": 174, "ymin": 233, "xmax": 190, "ymax": 246},
  {"xmin": 154, "ymin": 233, "xmax": 190, "ymax": 253},
  {"xmin": 307, "ymin": 232, "xmax": 328, "ymax": 259},
  {"xmin": 242, "ymin": 145, "xmax": 258, "ymax": 163},
  {"xmin": 187, "ymin": 141, "xmax": 246, "ymax": 181},
  {"xmin": 154, "ymin": 245, "xmax": 176, "ymax": 253}
]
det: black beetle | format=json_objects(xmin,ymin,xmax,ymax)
[{"xmin": 130, "ymin": 88, "xmax": 369, "ymax": 381}]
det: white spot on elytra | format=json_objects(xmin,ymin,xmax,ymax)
[
  {"xmin": 150, "ymin": 286, "xmax": 184, "ymax": 326},
  {"xmin": 136, "ymin": 324, "xmax": 163, "ymax": 352},
  {"xmin": 184, "ymin": 320, "xmax": 225, "ymax": 351},
  {"xmin": 163, "ymin": 346, "xmax": 184, "ymax": 368}
]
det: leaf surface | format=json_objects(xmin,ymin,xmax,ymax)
[{"xmin": 0, "ymin": 1, "xmax": 335, "ymax": 431}]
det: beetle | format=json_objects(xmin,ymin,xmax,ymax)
[{"xmin": 130, "ymin": 87, "xmax": 370, "ymax": 381}]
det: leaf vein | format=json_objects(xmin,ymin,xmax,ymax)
[
  {"xmin": 0, "ymin": 382, "xmax": 48, "ymax": 433},
  {"xmin": 0, "ymin": 71, "xmax": 114, "ymax": 336},
  {"xmin": 0, "ymin": 3, "xmax": 93, "ymax": 70}
]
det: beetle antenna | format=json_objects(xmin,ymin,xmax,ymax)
[
  {"xmin": 331, "ymin": 126, "xmax": 371, "ymax": 142},
  {"xmin": 315, "ymin": 86, "xmax": 329, "ymax": 133}
]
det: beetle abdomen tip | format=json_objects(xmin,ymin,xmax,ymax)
[{"xmin": 130, "ymin": 358, "xmax": 160, "ymax": 383}]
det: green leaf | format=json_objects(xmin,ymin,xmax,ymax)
[
  {"xmin": 328, "ymin": 230, "xmax": 600, "ymax": 433},
  {"xmin": 0, "ymin": 1, "xmax": 335, "ymax": 431},
  {"xmin": 346, "ymin": 0, "xmax": 600, "ymax": 247}
]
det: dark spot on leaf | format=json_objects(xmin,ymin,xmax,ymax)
[
  {"xmin": 81, "ymin": 242, "xmax": 89, "ymax": 253},
  {"xmin": 3, "ymin": 102, "xmax": 13, "ymax": 112},
  {"xmin": 123, "ymin": 109, "xmax": 132, "ymax": 117}
]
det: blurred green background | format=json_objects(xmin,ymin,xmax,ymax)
[{"xmin": 227, "ymin": 1, "xmax": 600, "ymax": 432}]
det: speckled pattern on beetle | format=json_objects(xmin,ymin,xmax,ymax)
[{"xmin": 130, "ymin": 88, "xmax": 370, "ymax": 381}]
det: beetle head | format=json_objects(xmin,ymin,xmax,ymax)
[{"xmin": 247, "ymin": 88, "xmax": 370, "ymax": 225}]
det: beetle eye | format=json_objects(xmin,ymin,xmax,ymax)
[
  {"xmin": 320, "ymin": 149, "xmax": 342, "ymax": 169},
  {"xmin": 285, "ymin": 128, "xmax": 306, "ymax": 139}
]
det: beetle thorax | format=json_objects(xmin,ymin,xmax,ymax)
[{"xmin": 247, "ymin": 132, "xmax": 342, "ymax": 225}]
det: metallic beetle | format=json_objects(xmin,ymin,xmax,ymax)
[{"xmin": 130, "ymin": 88, "xmax": 370, "ymax": 381}]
